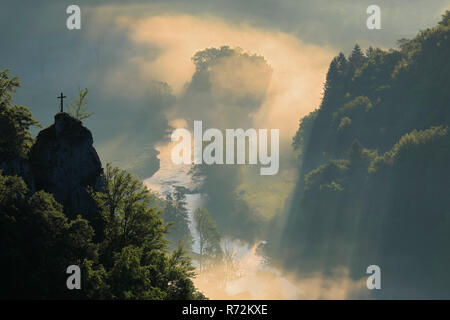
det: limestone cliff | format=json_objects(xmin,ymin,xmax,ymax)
[{"xmin": 28, "ymin": 113, "xmax": 103, "ymax": 218}]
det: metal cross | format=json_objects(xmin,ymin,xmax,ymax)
[{"xmin": 57, "ymin": 92, "xmax": 66, "ymax": 113}]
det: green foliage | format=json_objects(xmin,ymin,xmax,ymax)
[
  {"xmin": 0, "ymin": 161, "xmax": 204, "ymax": 299},
  {"xmin": 0, "ymin": 171, "xmax": 100, "ymax": 299},
  {"xmin": 292, "ymin": 110, "xmax": 318, "ymax": 151},
  {"xmin": 0, "ymin": 69, "xmax": 40, "ymax": 159},
  {"xmin": 338, "ymin": 116, "xmax": 351, "ymax": 130},
  {"xmin": 382, "ymin": 126, "xmax": 449, "ymax": 166},
  {"xmin": 68, "ymin": 87, "xmax": 93, "ymax": 121},
  {"xmin": 95, "ymin": 164, "xmax": 167, "ymax": 250},
  {"xmin": 348, "ymin": 44, "xmax": 367, "ymax": 73},
  {"xmin": 438, "ymin": 10, "xmax": 450, "ymax": 26},
  {"xmin": 333, "ymin": 96, "xmax": 372, "ymax": 120},
  {"xmin": 371, "ymin": 126, "xmax": 450, "ymax": 171},
  {"xmin": 194, "ymin": 208, "xmax": 222, "ymax": 270},
  {"xmin": 163, "ymin": 188, "xmax": 194, "ymax": 252},
  {"xmin": 89, "ymin": 163, "xmax": 203, "ymax": 299}
]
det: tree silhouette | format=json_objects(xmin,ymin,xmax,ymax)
[{"xmin": 68, "ymin": 87, "xmax": 93, "ymax": 120}]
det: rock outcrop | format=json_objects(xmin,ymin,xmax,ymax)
[{"xmin": 28, "ymin": 113, "xmax": 103, "ymax": 218}]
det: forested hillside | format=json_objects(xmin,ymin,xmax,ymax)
[
  {"xmin": 272, "ymin": 11, "xmax": 450, "ymax": 299},
  {"xmin": 0, "ymin": 70, "xmax": 204, "ymax": 299}
]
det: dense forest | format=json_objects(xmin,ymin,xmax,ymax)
[
  {"xmin": 269, "ymin": 11, "xmax": 450, "ymax": 298},
  {"xmin": 0, "ymin": 70, "xmax": 205, "ymax": 299}
]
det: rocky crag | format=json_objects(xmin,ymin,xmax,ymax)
[{"xmin": 1, "ymin": 112, "xmax": 104, "ymax": 218}]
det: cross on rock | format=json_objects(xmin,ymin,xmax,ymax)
[{"xmin": 57, "ymin": 92, "xmax": 66, "ymax": 113}]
